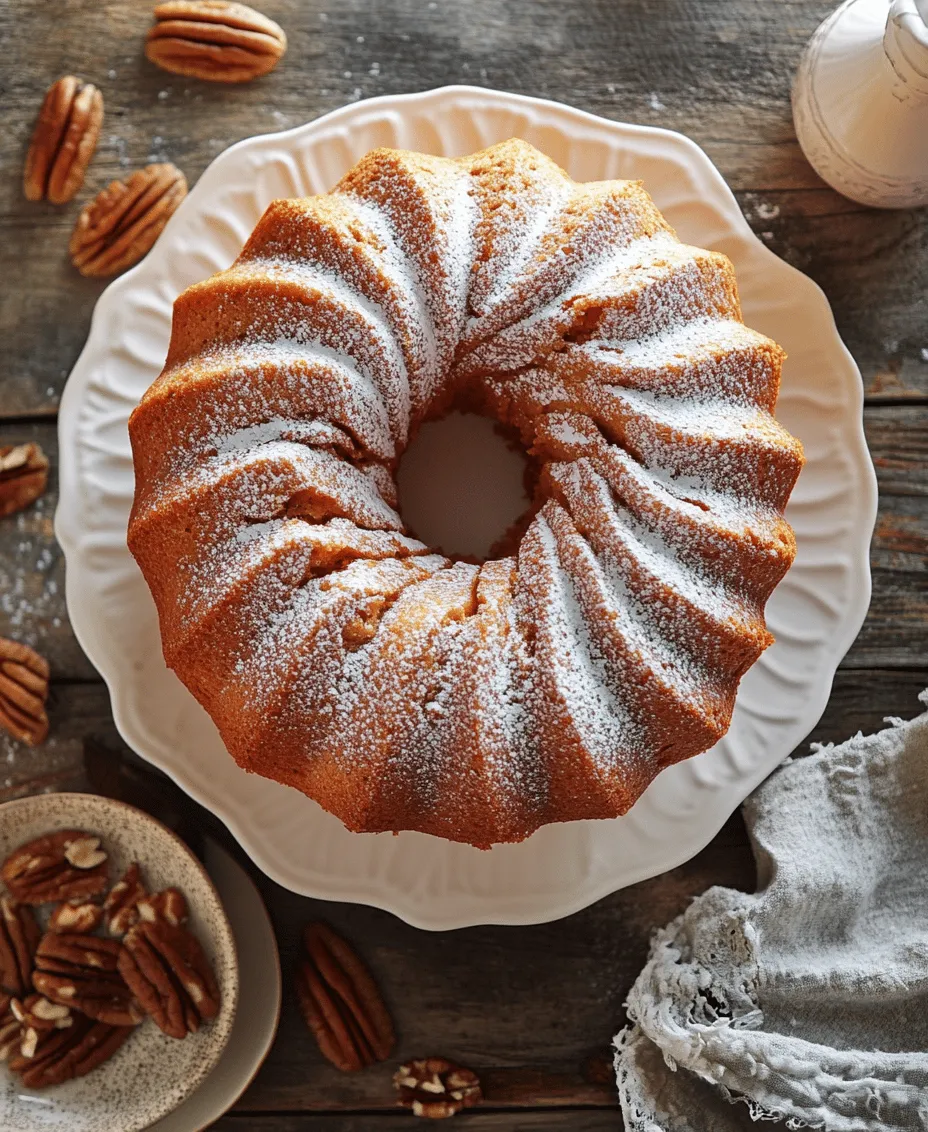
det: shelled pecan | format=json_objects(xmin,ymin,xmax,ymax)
[
  {"xmin": 2, "ymin": 831, "xmax": 108, "ymax": 904},
  {"xmin": 69, "ymin": 163, "xmax": 187, "ymax": 277},
  {"xmin": 295, "ymin": 921, "xmax": 395, "ymax": 1072},
  {"xmin": 103, "ymin": 863, "xmax": 147, "ymax": 936},
  {"xmin": 119, "ymin": 919, "xmax": 219, "ymax": 1038},
  {"xmin": 394, "ymin": 1058, "xmax": 483, "ymax": 1120},
  {"xmin": 145, "ymin": 1, "xmax": 287, "ymax": 83},
  {"xmin": 49, "ymin": 900, "xmax": 104, "ymax": 935},
  {"xmin": 32, "ymin": 932, "xmax": 142, "ymax": 1027},
  {"xmin": 23, "ymin": 76, "xmax": 103, "ymax": 203},
  {"xmin": 8, "ymin": 1012, "xmax": 133, "ymax": 1089},
  {"xmin": 0, "ymin": 637, "xmax": 50, "ymax": 746},
  {"xmin": 0, "ymin": 443, "xmax": 48, "ymax": 519},
  {"xmin": 136, "ymin": 887, "xmax": 188, "ymax": 929},
  {"xmin": 0, "ymin": 898, "xmax": 40, "ymax": 998}
]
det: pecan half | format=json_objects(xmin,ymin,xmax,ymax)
[
  {"xmin": 8, "ymin": 1013, "xmax": 132, "ymax": 1089},
  {"xmin": 0, "ymin": 1011, "xmax": 19, "ymax": 1061},
  {"xmin": 394, "ymin": 1058, "xmax": 483, "ymax": 1120},
  {"xmin": 0, "ymin": 443, "xmax": 49, "ymax": 519},
  {"xmin": 0, "ymin": 637, "xmax": 50, "ymax": 747},
  {"xmin": 145, "ymin": 1, "xmax": 287, "ymax": 83},
  {"xmin": 69, "ymin": 163, "xmax": 187, "ymax": 277},
  {"xmin": 23, "ymin": 76, "xmax": 103, "ymax": 204},
  {"xmin": 0, "ymin": 898, "xmax": 40, "ymax": 997},
  {"xmin": 136, "ymin": 887, "xmax": 188, "ymax": 928},
  {"xmin": 119, "ymin": 919, "xmax": 219, "ymax": 1039},
  {"xmin": 32, "ymin": 932, "xmax": 142, "ymax": 1027},
  {"xmin": 2, "ymin": 831, "xmax": 108, "ymax": 904},
  {"xmin": 295, "ymin": 922, "xmax": 395, "ymax": 1072},
  {"xmin": 49, "ymin": 900, "xmax": 104, "ymax": 935},
  {"xmin": 103, "ymin": 863, "xmax": 147, "ymax": 936}
]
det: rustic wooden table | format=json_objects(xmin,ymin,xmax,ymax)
[{"xmin": 1, "ymin": 0, "xmax": 926, "ymax": 1127}]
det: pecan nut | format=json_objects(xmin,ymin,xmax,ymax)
[
  {"xmin": 394, "ymin": 1058, "xmax": 483, "ymax": 1120},
  {"xmin": 8, "ymin": 1013, "xmax": 133, "ymax": 1089},
  {"xmin": 69, "ymin": 163, "xmax": 188, "ymax": 278},
  {"xmin": 0, "ymin": 443, "xmax": 49, "ymax": 519},
  {"xmin": 103, "ymin": 863, "xmax": 147, "ymax": 936},
  {"xmin": 0, "ymin": 1011, "xmax": 19, "ymax": 1061},
  {"xmin": 136, "ymin": 887, "xmax": 188, "ymax": 929},
  {"xmin": 0, "ymin": 637, "xmax": 50, "ymax": 747},
  {"xmin": 0, "ymin": 898, "xmax": 40, "ymax": 997},
  {"xmin": 145, "ymin": 1, "xmax": 287, "ymax": 83},
  {"xmin": 32, "ymin": 933, "xmax": 143, "ymax": 1027},
  {"xmin": 118, "ymin": 919, "xmax": 219, "ymax": 1039},
  {"xmin": 23, "ymin": 76, "xmax": 103, "ymax": 204},
  {"xmin": 49, "ymin": 900, "xmax": 104, "ymax": 935},
  {"xmin": 295, "ymin": 922, "xmax": 395, "ymax": 1072},
  {"xmin": 2, "ymin": 831, "xmax": 108, "ymax": 904}
]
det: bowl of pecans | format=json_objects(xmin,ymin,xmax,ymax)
[{"xmin": 0, "ymin": 792, "xmax": 238, "ymax": 1132}]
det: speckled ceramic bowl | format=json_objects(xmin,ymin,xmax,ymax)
[{"xmin": 0, "ymin": 793, "xmax": 239, "ymax": 1132}]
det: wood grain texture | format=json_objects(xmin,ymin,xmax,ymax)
[
  {"xmin": 1, "ymin": 0, "xmax": 926, "ymax": 416},
  {"xmin": 0, "ymin": 0, "xmax": 926, "ymax": 1123}
]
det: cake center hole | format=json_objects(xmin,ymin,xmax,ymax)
[{"xmin": 396, "ymin": 411, "xmax": 531, "ymax": 562}]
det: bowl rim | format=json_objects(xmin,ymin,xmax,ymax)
[{"xmin": 0, "ymin": 790, "xmax": 240, "ymax": 1131}]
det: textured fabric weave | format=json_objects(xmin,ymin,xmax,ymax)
[{"xmin": 614, "ymin": 691, "xmax": 928, "ymax": 1130}]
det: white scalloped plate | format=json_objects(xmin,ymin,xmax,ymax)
[{"xmin": 56, "ymin": 87, "xmax": 876, "ymax": 930}]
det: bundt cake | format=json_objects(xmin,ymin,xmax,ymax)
[{"xmin": 127, "ymin": 138, "xmax": 804, "ymax": 849}]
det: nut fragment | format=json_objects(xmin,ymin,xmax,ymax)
[
  {"xmin": 12, "ymin": 994, "xmax": 73, "ymax": 1031},
  {"xmin": 8, "ymin": 1012, "xmax": 132, "ymax": 1088},
  {"xmin": 0, "ymin": 636, "xmax": 50, "ymax": 747},
  {"xmin": 119, "ymin": 920, "xmax": 219, "ymax": 1039},
  {"xmin": 32, "ymin": 932, "xmax": 143, "ymax": 1028},
  {"xmin": 0, "ymin": 898, "xmax": 40, "ymax": 997},
  {"xmin": 295, "ymin": 922, "xmax": 395, "ymax": 1072},
  {"xmin": 145, "ymin": 1, "xmax": 287, "ymax": 83},
  {"xmin": 49, "ymin": 900, "xmax": 104, "ymax": 935},
  {"xmin": 23, "ymin": 76, "xmax": 104, "ymax": 203},
  {"xmin": 103, "ymin": 863, "xmax": 147, "ymax": 936},
  {"xmin": 136, "ymin": 887, "xmax": 188, "ymax": 929},
  {"xmin": 69, "ymin": 163, "xmax": 187, "ymax": 277},
  {"xmin": 394, "ymin": 1058, "xmax": 482, "ymax": 1120},
  {"xmin": 0, "ymin": 1012, "xmax": 19, "ymax": 1061},
  {"xmin": 0, "ymin": 443, "xmax": 49, "ymax": 519},
  {"xmin": 2, "ymin": 831, "xmax": 109, "ymax": 904}
]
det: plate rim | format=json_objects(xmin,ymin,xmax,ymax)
[{"xmin": 55, "ymin": 84, "xmax": 877, "ymax": 930}]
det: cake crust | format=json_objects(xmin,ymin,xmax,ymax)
[{"xmin": 128, "ymin": 138, "xmax": 803, "ymax": 849}]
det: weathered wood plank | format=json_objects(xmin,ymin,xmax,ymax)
[
  {"xmin": 2, "ymin": 674, "xmax": 925, "ymax": 1116},
  {"xmin": 0, "ymin": 422, "xmax": 99, "ymax": 680},
  {"xmin": 4, "ymin": 410, "xmax": 927, "ymax": 676},
  {"xmin": 215, "ymin": 1113, "xmax": 623, "ymax": 1130},
  {"xmin": 1, "ymin": 0, "xmax": 926, "ymax": 415}
]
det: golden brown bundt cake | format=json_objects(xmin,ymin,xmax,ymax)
[{"xmin": 128, "ymin": 138, "xmax": 804, "ymax": 849}]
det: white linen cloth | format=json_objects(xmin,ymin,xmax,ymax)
[{"xmin": 614, "ymin": 691, "xmax": 928, "ymax": 1131}]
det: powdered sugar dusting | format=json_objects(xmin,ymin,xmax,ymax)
[{"xmin": 127, "ymin": 138, "xmax": 802, "ymax": 847}]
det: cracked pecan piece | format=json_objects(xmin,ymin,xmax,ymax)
[
  {"xmin": 119, "ymin": 919, "xmax": 219, "ymax": 1039},
  {"xmin": 0, "ymin": 897, "xmax": 40, "ymax": 998},
  {"xmin": 103, "ymin": 863, "xmax": 147, "ymax": 936},
  {"xmin": 394, "ymin": 1058, "xmax": 483, "ymax": 1120},
  {"xmin": 0, "ymin": 636, "xmax": 50, "ymax": 747},
  {"xmin": 8, "ymin": 1012, "xmax": 133, "ymax": 1089},
  {"xmin": 0, "ymin": 443, "xmax": 49, "ymax": 519},
  {"xmin": 295, "ymin": 922, "xmax": 395, "ymax": 1072},
  {"xmin": 23, "ymin": 76, "xmax": 103, "ymax": 203},
  {"xmin": 145, "ymin": 1, "xmax": 287, "ymax": 83},
  {"xmin": 69, "ymin": 163, "xmax": 187, "ymax": 277},
  {"xmin": 49, "ymin": 899, "xmax": 104, "ymax": 935},
  {"xmin": 32, "ymin": 932, "xmax": 143, "ymax": 1027},
  {"xmin": 136, "ymin": 887, "xmax": 188, "ymax": 929},
  {"xmin": 2, "ymin": 831, "xmax": 109, "ymax": 904}
]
